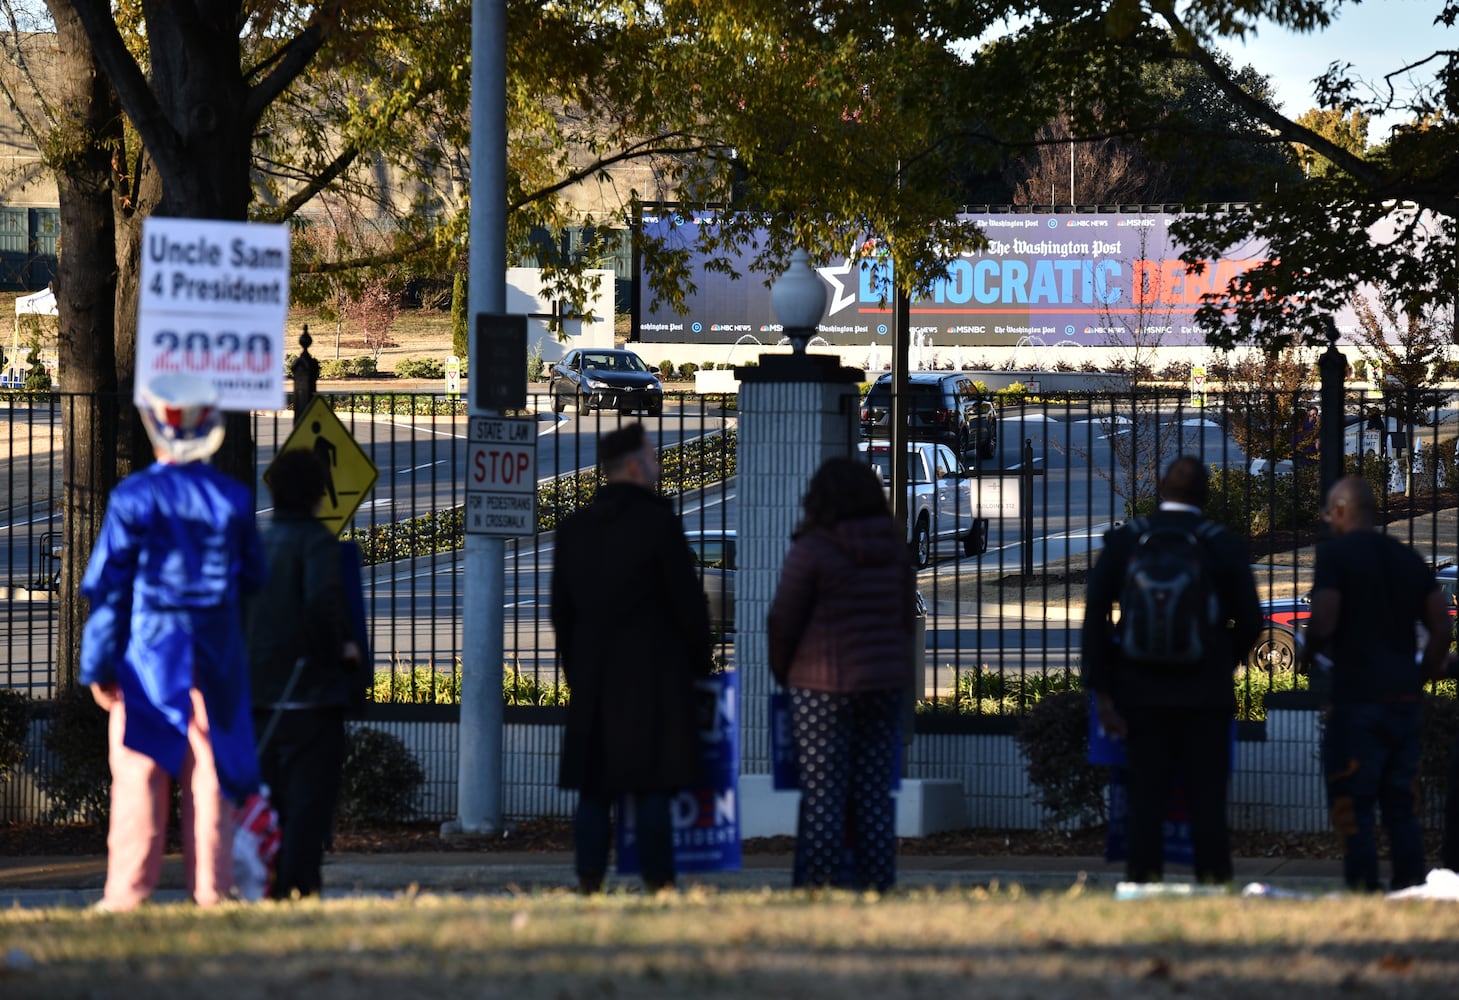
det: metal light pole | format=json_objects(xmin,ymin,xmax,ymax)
[
  {"xmin": 446, "ymin": 0, "xmax": 507, "ymax": 836},
  {"xmin": 1318, "ymin": 316, "xmax": 1346, "ymax": 501}
]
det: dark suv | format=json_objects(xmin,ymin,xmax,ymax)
[{"xmin": 860, "ymin": 372, "xmax": 998, "ymax": 461}]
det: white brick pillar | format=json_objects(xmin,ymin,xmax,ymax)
[{"xmin": 735, "ymin": 354, "xmax": 865, "ymax": 776}]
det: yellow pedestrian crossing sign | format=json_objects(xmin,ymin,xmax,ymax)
[{"xmin": 265, "ymin": 396, "xmax": 379, "ymax": 536}]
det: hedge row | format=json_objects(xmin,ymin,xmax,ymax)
[
  {"xmin": 373, "ymin": 665, "xmax": 569, "ymax": 706},
  {"xmin": 922, "ymin": 664, "xmax": 1310, "ymax": 722},
  {"xmin": 346, "ymin": 428, "xmax": 738, "ymax": 565}
]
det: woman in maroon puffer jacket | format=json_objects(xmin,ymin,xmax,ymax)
[{"xmin": 767, "ymin": 456, "xmax": 917, "ymax": 890}]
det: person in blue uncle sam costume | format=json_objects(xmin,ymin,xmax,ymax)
[{"xmin": 80, "ymin": 373, "xmax": 268, "ymax": 911}]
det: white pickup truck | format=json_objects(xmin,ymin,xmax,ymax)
[{"xmin": 859, "ymin": 441, "xmax": 990, "ymax": 568}]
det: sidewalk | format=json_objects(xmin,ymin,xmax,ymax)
[{"xmin": 0, "ymin": 849, "xmax": 1348, "ymax": 909}]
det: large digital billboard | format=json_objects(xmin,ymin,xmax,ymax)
[{"xmin": 636, "ymin": 210, "xmax": 1271, "ymax": 348}]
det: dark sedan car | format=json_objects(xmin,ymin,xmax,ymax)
[
  {"xmin": 1248, "ymin": 564, "xmax": 1458, "ymax": 672},
  {"xmin": 860, "ymin": 371, "xmax": 998, "ymax": 461},
  {"xmin": 549, "ymin": 349, "xmax": 663, "ymax": 416}
]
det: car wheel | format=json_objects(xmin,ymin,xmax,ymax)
[
  {"xmin": 1248, "ymin": 627, "xmax": 1298, "ymax": 674},
  {"xmin": 980, "ymin": 428, "xmax": 997, "ymax": 460},
  {"xmin": 962, "ymin": 518, "xmax": 989, "ymax": 557},
  {"xmin": 579, "ymin": 391, "xmax": 593, "ymax": 413},
  {"xmin": 551, "ymin": 388, "xmax": 566, "ymax": 414},
  {"xmin": 912, "ymin": 515, "xmax": 932, "ymax": 568},
  {"xmin": 647, "ymin": 404, "xmax": 663, "ymax": 418}
]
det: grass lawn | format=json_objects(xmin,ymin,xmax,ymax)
[{"xmin": 2, "ymin": 888, "xmax": 1456, "ymax": 997}]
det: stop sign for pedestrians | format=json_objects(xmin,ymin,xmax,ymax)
[{"xmin": 466, "ymin": 415, "xmax": 537, "ymax": 536}]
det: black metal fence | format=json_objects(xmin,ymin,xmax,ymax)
[{"xmin": 3, "ymin": 384, "xmax": 1454, "ymax": 719}]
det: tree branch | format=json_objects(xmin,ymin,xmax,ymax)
[
  {"xmin": 257, "ymin": 143, "xmax": 362, "ymax": 223},
  {"xmin": 512, "ymin": 133, "xmax": 721, "ymax": 210},
  {"xmin": 242, "ymin": 5, "xmax": 339, "ymax": 126},
  {"xmin": 1151, "ymin": 1, "xmax": 1459, "ymax": 216},
  {"xmin": 67, "ymin": 0, "xmax": 180, "ymax": 178}
]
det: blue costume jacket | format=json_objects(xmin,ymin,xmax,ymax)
[{"xmin": 80, "ymin": 461, "xmax": 268, "ymax": 803}]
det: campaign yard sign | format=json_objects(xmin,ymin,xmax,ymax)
[
  {"xmin": 1089, "ymin": 693, "xmax": 1236, "ymax": 868},
  {"xmin": 618, "ymin": 671, "xmax": 741, "ymax": 875},
  {"xmin": 136, "ymin": 217, "xmax": 289, "ymax": 411}
]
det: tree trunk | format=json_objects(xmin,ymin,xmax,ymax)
[
  {"xmin": 46, "ymin": 2, "xmax": 121, "ymax": 689},
  {"xmin": 113, "ymin": 151, "xmax": 163, "ymax": 481},
  {"xmin": 142, "ymin": 10, "xmax": 258, "ymax": 489}
]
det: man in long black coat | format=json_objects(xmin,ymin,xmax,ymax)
[{"xmin": 552, "ymin": 422, "xmax": 713, "ymax": 892}]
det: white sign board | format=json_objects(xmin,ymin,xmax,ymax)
[
  {"xmin": 136, "ymin": 217, "xmax": 290, "ymax": 411},
  {"xmin": 973, "ymin": 476, "xmax": 1022, "ymax": 519},
  {"xmin": 466, "ymin": 415, "xmax": 537, "ymax": 536}
]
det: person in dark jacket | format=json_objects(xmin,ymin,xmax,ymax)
[
  {"xmin": 767, "ymin": 456, "xmax": 917, "ymax": 891},
  {"xmin": 1082, "ymin": 455, "xmax": 1261, "ymax": 885},
  {"xmin": 248, "ymin": 448, "xmax": 362, "ymax": 899},
  {"xmin": 552, "ymin": 422, "xmax": 713, "ymax": 893},
  {"xmin": 1306, "ymin": 476, "xmax": 1450, "ymax": 891}
]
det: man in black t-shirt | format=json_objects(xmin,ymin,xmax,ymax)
[{"xmin": 1307, "ymin": 477, "xmax": 1451, "ymax": 892}]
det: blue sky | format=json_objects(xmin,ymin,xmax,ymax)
[{"xmin": 1216, "ymin": 1, "xmax": 1451, "ymax": 135}]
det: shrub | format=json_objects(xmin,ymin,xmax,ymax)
[
  {"xmin": 503, "ymin": 667, "xmax": 570, "ymax": 706},
  {"xmin": 451, "ymin": 272, "xmax": 468, "ymax": 361},
  {"xmin": 679, "ymin": 362, "xmax": 699, "ymax": 380},
  {"xmin": 320, "ymin": 356, "xmax": 378, "ymax": 379},
  {"xmin": 37, "ymin": 685, "xmax": 111, "ymax": 823},
  {"xmin": 320, "ymin": 358, "xmax": 352, "ymax": 379},
  {"xmin": 1415, "ymin": 438, "xmax": 1459, "ymax": 495},
  {"xmin": 1158, "ymin": 360, "xmax": 1193, "ymax": 382},
  {"xmin": 657, "ymin": 359, "xmax": 675, "ymax": 378},
  {"xmin": 394, "ymin": 357, "xmax": 445, "ymax": 379},
  {"xmin": 328, "ymin": 392, "xmax": 469, "ymax": 417},
  {"xmin": 527, "ymin": 340, "xmax": 545, "ymax": 381},
  {"xmin": 932, "ymin": 668, "xmax": 1078, "ymax": 715},
  {"xmin": 0, "ymin": 688, "xmax": 31, "ymax": 784},
  {"xmin": 372, "ymin": 664, "xmax": 570, "ymax": 706},
  {"xmin": 347, "ymin": 427, "xmax": 739, "ymax": 562},
  {"xmin": 1206, "ymin": 465, "xmax": 1323, "ymax": 536},
  {"xmin": 1014, "ymin": 690, "xmax": 1107, "ymax": 829},
  {"xmin": 24, "ymin": 352, "xmax": 51, "ymax": 391},
  {"xmin": 373, "ymin": 665, "xmax": 461, "ymax": 704},
  {"xmin": 1126, "ymin": 493, "xmax": 1159, "ymax": 520},
  {"xmin": 994, "ymin": 382, "xmax": 1029, "ymax": 404},
  {"xmin": 336, "ymin": 727, "xmax": 426, "ymax": 826}
]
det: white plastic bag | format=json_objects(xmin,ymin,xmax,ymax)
[{"xmin": 233, "ymin": 787, "xmax": 281, "ymax": 901}]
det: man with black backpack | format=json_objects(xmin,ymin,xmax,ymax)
[{"xmin": 1083, "ymin": 456, "xmax": 1262, "ymax": 885}]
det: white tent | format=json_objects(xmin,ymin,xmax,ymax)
[
  {"xmin": 8, "ymin": 287, "xmax": 57, "ymax": 384},
  {"xmin": 15, "ymin": 287, "xmax": 56, "ymax": 319}
]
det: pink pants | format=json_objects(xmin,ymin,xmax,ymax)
[{"xmin": 104, "ymin": 688, "xmax": 234, "ymax": 910}]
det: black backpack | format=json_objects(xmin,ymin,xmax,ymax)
[{"xmin": 1117, "ymin": 517, "xmax": 1223, "ymax": 667}]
